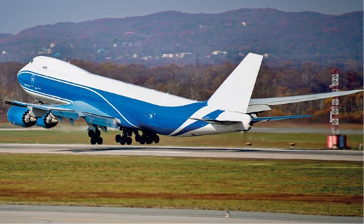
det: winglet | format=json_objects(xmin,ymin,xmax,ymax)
[{"xmin": 208, "ymin": 53, "xmax": 263, "ymax": 113}]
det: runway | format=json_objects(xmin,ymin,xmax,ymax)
[
  {"xmin": 0, "ymin": 204, "xmax": 362, "ymax": 223},
  {"xmin": 0, "ymin": 143, "xmax": 362, "ymax": 161}
]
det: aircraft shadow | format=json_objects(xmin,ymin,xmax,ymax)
[
  {"xmin": 58, "ymin": 147, "xmax": 149, "ymax": 153},
  {"xmin": 58, "ymin": 146, "xmax": 262, "ymax": 153}
]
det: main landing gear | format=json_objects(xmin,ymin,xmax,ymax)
[
  {"xmin": 88, "ymin": 129, "xmax": 103, "ymax": 145},
  {"xmin": 135, "ymin": 132, "xmax": 159, "ymax": 145},
  {"xmin": 115, "ymin": 133, "xmax": 132, "ymax": 145},
  {"xmin": 115, "ymin": 129, "xmax": 160, "ymax": 145}
]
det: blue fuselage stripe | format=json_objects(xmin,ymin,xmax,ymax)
[
  {"xmin": 172, "ymin": 110, "xmax": 224, "ymax": 136},
  {"xmin": 18, "ymin": 71, "xmax": 209, "ymax": 135}
]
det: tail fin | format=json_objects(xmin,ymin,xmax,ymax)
[{"xmin": 208, "ymin": 53, "xmax": 263, "ymax": 113}]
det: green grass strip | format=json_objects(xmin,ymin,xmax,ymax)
[{"xmin": 0, "ymin": 154, "xmax": 362, "ymax": 216}]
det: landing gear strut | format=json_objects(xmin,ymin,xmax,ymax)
[{"xmin": 88, "ymin": 129, "xmax": 103, "ymax": 145}]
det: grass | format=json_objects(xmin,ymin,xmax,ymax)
[
  {"xmin": 0, "ymin": 126, "xmax": 363, "ymax": 149},
  {"xmin": 0, "ymin": 154, "xmax": 362, "ymax": 216},
  {"xmin": 0, "ymin": 123, "xmax": 362, "ymax": 216}
]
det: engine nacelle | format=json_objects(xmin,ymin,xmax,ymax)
[
  {"xmin": 7, "ymin": 106, "xmax": 37, "ymax": 128},
  {"xmin": 36, "ymin": 112, "xmax": 58, "ymax": 129}
]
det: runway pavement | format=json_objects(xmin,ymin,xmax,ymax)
[
  {"xmin": 0, "ymin": 143, "xmax": 362, "ymax": 161},
  {"xmin": 0, "ymin": 204, "xmax": 362, "ymax": 223}
]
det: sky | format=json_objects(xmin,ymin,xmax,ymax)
[{"xmin": 0, "ymin": 0, "xmax": 363, "ymax": 34}]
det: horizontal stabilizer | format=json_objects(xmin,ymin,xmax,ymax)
[
  {"xmin": 252, "ymin": 115, "xmax": 312, "ymax": 123},
  {"xmin": 190, "ymin": 111, "xmax": 252, "ymax": 125},
  {"xmin": 190, "ymin": 117, "xmax": 237, "ymax": 125}
]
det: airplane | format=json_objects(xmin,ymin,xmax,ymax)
[{"xmin": 4, "ymin": 53, "xmax": 362, "ymax": 145}]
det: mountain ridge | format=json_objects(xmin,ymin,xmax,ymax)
[{"xmin": 0, "ymin": 8, "xmax": 362, "ymax": 67}]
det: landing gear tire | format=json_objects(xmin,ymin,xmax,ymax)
[
  {"xmin": 135, "ymin": 135, "xmax": 140, "ymax": 142},
  {"xmin": 140, "ymin": 136, "xmax": 145, "ymax": 145},
  {"xmin": 120, "ymin": 137, "xmax": 126, "ymax": 145},
  {"xmin": 146, "ymin": 136, "xmax": 153, "ymax": 144},
  {"xmin": 126, "ymin": 137, "xmax": 132, "ymax": 145},
  {"xmin": 88, "ymin": 130, "xmax": 95, "ymax": 138},
  {"xmin": 89, "ymin": 128, "xmax": 103, "ymax": 145},
  {"xmin": 115, "ymin": 134, "xmax": 121, "ymax": 143},
  {"xmin": 153, "ymin": 135, "xmax": 160, "ymax": 144},
  {"xmin": 90, "ymin": 137, "xmax": 97, "ymax": 145},
  {"xmin": 97, "ymin": 137, "xmax": 103, "ymax": 145}
]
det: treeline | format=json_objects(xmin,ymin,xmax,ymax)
[{"xmin": 0, "ymin": 60, "xmax": 362, "ymax": 123}]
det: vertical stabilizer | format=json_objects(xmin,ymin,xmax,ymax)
[{"xmin": 208, "ymin": 53, "xmax": 263, "ymax": 113}]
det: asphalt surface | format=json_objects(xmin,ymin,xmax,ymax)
[
  {"xmin": 0, "ymin": 205, "xmax": 362, "ymax": 223},
  {"xmin": 0, "ymin": 143, "xmax": 362, "ymax": 161}
]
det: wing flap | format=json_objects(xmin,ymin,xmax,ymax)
[
  {"xmin": 83, "ymin": 112, "xmax": 119, "ymax": 128},
  {"xmin": 51, "ymin": 110, "xmax": 79, "ymax": 120}
]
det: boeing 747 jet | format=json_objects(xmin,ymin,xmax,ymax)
[{"xmin": 5, "ymin": 53, "xmax": 362, "ymax": 145}]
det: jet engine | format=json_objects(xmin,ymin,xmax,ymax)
[
  {"xmin": 7, "ymin": 106, "xmax": 37, "ymax": 127},
  {"xmin": 35, "ymin": 111, "xmax": 58, "ymax": 128}
]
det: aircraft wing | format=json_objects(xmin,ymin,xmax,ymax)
[
  {"xmin": 249, "ymin": 89, "xmax": 363, "ymax": 106},
  {"xmin": 5, "ymin": 99, "xmax": 120, "ymax": 129}
]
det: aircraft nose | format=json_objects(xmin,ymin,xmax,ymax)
[
  {"xmin": 18, "ymin": 60, "xmax": 32, "ymax": 75},
  {"xmin": 17, "ymin": 60, "xmax": 34, "ymax": 87}
]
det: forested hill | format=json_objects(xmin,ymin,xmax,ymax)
[{"xmin": 0, "ymin": 8, "xmax": 362, "ymax": 67}]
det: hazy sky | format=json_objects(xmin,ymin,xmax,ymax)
[{"xmin": 0, "ymin": 0, "xmax": 362, "ymax": 34}]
